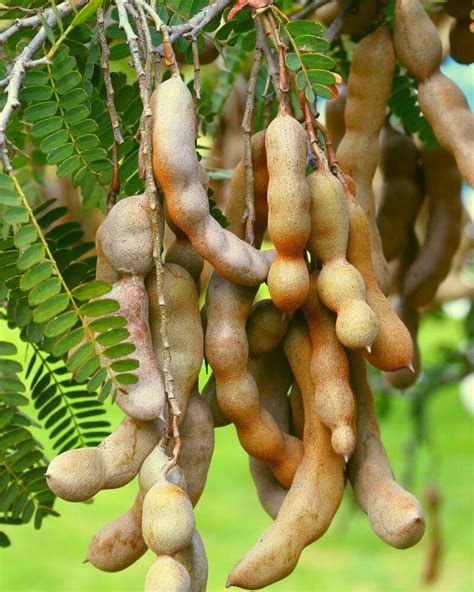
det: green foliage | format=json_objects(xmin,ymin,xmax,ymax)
[
  {"xmin": 0, "ymin": 342, "xmax": 57, "ymax": 548},
  {"xmin": 389, "ymin": 68, "xmax": 438, "ymax": 146}
]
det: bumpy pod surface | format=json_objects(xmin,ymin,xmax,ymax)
[
  {"xmin": 205, "ymin": 273, "xmax": 303, "ymax": 487},
  {"xmin": 228, "ymin": 316, "xmax": 344, "ymax": 589},
  {"xmin": 87, "ymin": 492, "xmax": 147, "ymax": 572},
  {"xmin": 402, "ymin": 146, "xmax": 463, "ymax": 308},
  {"xmin": 145, "ymin": 556, "xmax": 191, "ymax": 592},
  {"xmin": 177, "ymin": 389, "xmax": 214, "ymax": 507},
  {"xmin": 46, "ymin": 417, "xmax": 159, "ymax": 502},
  {"xmin": 308, "ymin": 167, "xmax": 377, "ymax": 350},
  {"xmin": 246, "ymin": 299, "xmax": 290, "ymax": 359},
  {"xmin": 348, "ymin": 352, "xmax": 426, "ymax": 549},
  {"xmin": 265, "ymin": 113, "xmax": 311, "ymax": 311},
  {"xmin": 336, "ymin": 26, "xmax": 395, "ymax": 294},
  {"xmin": 304, "ymin": 273, "xmax": 356, "ymax": 458},
  {"xmin": 225, "ymin": 130, "xmax": 269, "ymax": 248},
  {"xmin": 394, "ymin": 0, "xmax": 442, "ymax": 80},
  {"xmin": 394, "ymin": 0, "xmax": 474, "ymax": 186},
  {"xmin": 142, "ymin": 480, "xmax": 196, "ymax": 556},
  {"xmin": 377, "ymin": 124, "xmax": 424, "ymax": 262},
  {"xmin": 107, "ymin": 275, "xmax": 167, "ymax": 421},
  {"xmin": 201, "ymin": 373, "xmax": 230, "ymax": 428},
  {"xmin": 96, "ymin": 195, "xmax": 154, "ymax": 277},
  {"xmin": 139, "ymin": 445, "xmax": 187, "ymax": 495},
  {"xmin": 151, "ymin": 76, "xmax": 270, "ymax": 286},
  {"xmin": 176, "ymin": 531, "xmax": 208, "ymax": 592},
  {"xmin": 346, "ymin": 190, "xmax": 414, "ymax": 372},
  {"xmin": 147, "ymin": 264, "xmax": 203, "ymax": 420},
  {"xmin": 383, "ymin": 298, "xmax": 420, "ymax": 390},
  {"xmin": 248, "ymin": 346, "xmax": 293, "ymax": 519}
]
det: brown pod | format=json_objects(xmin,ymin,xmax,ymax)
[
  {"xmin": 315, "ymin": 0, "xmax": 378, "ymax": 34},
  {"xmin": 108, "ymin": 275, "xmax": 167, "ymax": 421},
  {"xmin": 402, "ymin": 146, "xmax": 463, "ymax": 308},
  {"xmin": 246, "ymin": 299, "xmax": 290, "ymax": 359},
  {"xmin": 449, "ymin": 19, "xmax": 474, "ymax": 65},
  {"xmin": 383, "ymin": 298, "xmax": 421, "ymax": 390},
  {"xmin": 324, "ymin": 85, "xmax": 346, "ymax": 151},
  {"xmin": 249, "ymin": 346, "xmax": 293, "ymax": 519},
  {"xmin": 228, "ymin": 315, "xmax": 344, "ymax": 589},
  {"xmin": 345, "ymin": 187, "xmax": 414, "ymax": 372},
  {"xmin": 347, "ymin": 352, "xmax": 426, "ymax": 549},
  {"xmin": 308, "ymin": 165, "xmax": 378, "ymax": 351},
  {"xmin": 304, "ymin": 272, "xmax": 356, "ymax": 458},
  {"xmin": 176, "ymin": 531, "xmax": 208, "ymax": 592},
  {"xmin": 87, "ymin": 492, "xmax": 147, "ymax": 572},
  {"xmin": 394, "ymin": 0, "xmax": 474, "ymax": 186},
  {"xmin": 147, "ymin": 264, "xmax": 203, "ymax": 420},
  {"xmin": 201, "ymin": 373, "xmax": 230, "ymax": 428},
  {"xmin": 205, "ymin": 273, "xmax": 303, "ymax": 488},
  {"xmin": 265, "ymin": 113, "xmax": 311, "ymax": 311},
  {"xmin": 151, "ymin": 76, "xmax": 270, "ymax": 286},
  {"xmin": 336, "ymin": 26, "xmax": 395, "ymax": 294},
  {"xmin": 46, "ymin": 417, "xmax": 159, "ymax": 502},
  {"xmin": 376, "ymin": 124, "xmax": 424, "ymax": 262},
  {"xmin": 177, "ymin": 389, "xmax": 215, "ymax": 507},
  {"xmin": 145, "ymin": 556, "xmax": 191, "ymax": 592},
  {"xmin": 225, "ymin": 130, "xmax": 269, "ymax": 248}
]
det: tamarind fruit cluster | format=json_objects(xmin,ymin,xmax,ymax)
[
  {"xmin": 45, "ymin": 11, "xmax": 473, "ymax": 586},
  {"xmin": 394, "ymin": 0, "xmax": 474, "ymax": 188}
]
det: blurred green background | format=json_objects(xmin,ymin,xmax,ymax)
[{"xmin": 1, "ymin": 311, "xmax": 473, "ymax": 592}]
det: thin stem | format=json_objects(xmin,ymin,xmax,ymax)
[{"xmin": 241, "ymin": 47, "xmax": 262, "ymax": 246}]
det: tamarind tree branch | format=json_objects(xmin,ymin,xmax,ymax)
[
  {"xmin": 291, "ymin": 0, "xmax": 331, "ymax": 20},
  {"xmin": 0, "ymin": 0, "xmax": 88, "ymax": 171},
  {"xmin": 241, "ymin": 47, "xmax": 262, "ymax": 246},
  {"xmin": 166, "ymin": 0, "xmax": 232, "ymax": 45},
  {"xmin": 255, "ymin": 17, "xmax": 281, "ymax": 101}
]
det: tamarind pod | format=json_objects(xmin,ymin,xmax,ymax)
[
  {"xmin": 87, "ymin": 450, "xmax": 186, "ymax": 573},
  {"xmin": 147, "ymin": 264, "xmax": 203, "ymax": 421},
  {"xmin": 201, "ymin": 373, "xmax": 231, "ymax": 427},
  {"xmin": 336, "ymin": 26, "xmax": 395, "ymax": 294},
  {"xmin": 246, "ymin": 299, "xmax": 290, "ymax": 359},
  {"xmin": 449, "ymin": 19, "xmax": 474, "ymax": 65},
  {"xmin": 402, "ymin": 147, "xmax": 463, "ymax": 308},
  {"xmin": 95, "ymin": 238, "xmax": 119, "ymax": 284},
  {"xmin": 105, "ymin": 275, "xmax": 167, "ymax": 422},
  {"xmin": 394, "ymin": 0, "xmax": 443, "ymax": 81},
  {"xmin": 142, "ymin": 479, "xmax": 196, "ymax": 556},
  {"xmin": 248, "ymin": 346, "xmax": 293, "ymax": 519},
  {"xmin": 383, "ymin": 298, "xmax": 420, "ymax": 390},
  {"xmin": 324, "ymin": 85, "xmax": 346, "ymax": 151},
  {"xmin": 177, "ymin": 389, "xmax": 215, "ymax": 507},
  {"xmin": 265, "ymin": 113, "xmax": 311, "ymax": 311},
  {"xmin": 445, "ymin": 0, "xmax": 471, "ymax": 20},
  {"xmin": 345, "ymin": 191, "xmax": 414, "ymax": 371},
  {"xmin": 307, "ymin": 168, "xmax": 378, "ymax": 350},
  {"xmin": 96, "ymin": 195, "xmax": 154, "ymax": 276},
  {"xmin": 164, "ymin": 165, "xmax": 208, "ymax": 292},
  {"xmin": 376, "ymin": 125, "xmax": 424, "ymax": 262},
  {"xmin": 288, "ymin": 383, "xmax": 304, "ymax": 439},
  {"xmin": 347, "ymin": 351, "xmax": 425, "ymax": 548},
  {"xmin": 145, "ymin": 556, "xmax": 191, "ymax": 592},
  {"xmin": 151, "ymin": 76, "xmax": 270, "ymax": 286},
  {"xmin": 304, "ymin": 273, "xmax": 356, "ymax": 458},
  {"xmin": 249, "ymin": 458, "xmax": 287, "ymax": 520},
  {"xmin": 417, "ymin": 73, "xmax": 474, "ymax": 187},
  {"xmin": 176, "ymin": 531, "xmax": 208, "ymax": 592},
  {"xmin": 205, "ymin": 273, "xmax": 303, "ymax": 487},
  {"xmin": 46, "ymin": 417, "xmax": 159, "ymax": 502},
  {"xmin": 87, "ymin": 492, "xmax": 147, "ymax": 572},
  {"xmin": 225, "ymin": 130, "xmax": 269, "ymax": 248},
  {"xmin": 228, "ymin": 315, "xmax": 345, "ymax": 589},
  {"xmin": 139, "ymin": 445, "xmax": 188, "ymax": 495}
]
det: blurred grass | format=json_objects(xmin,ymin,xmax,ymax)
[{"xmin": 1, "ymin": 312, "xmax": 473, "ymax": 592}]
